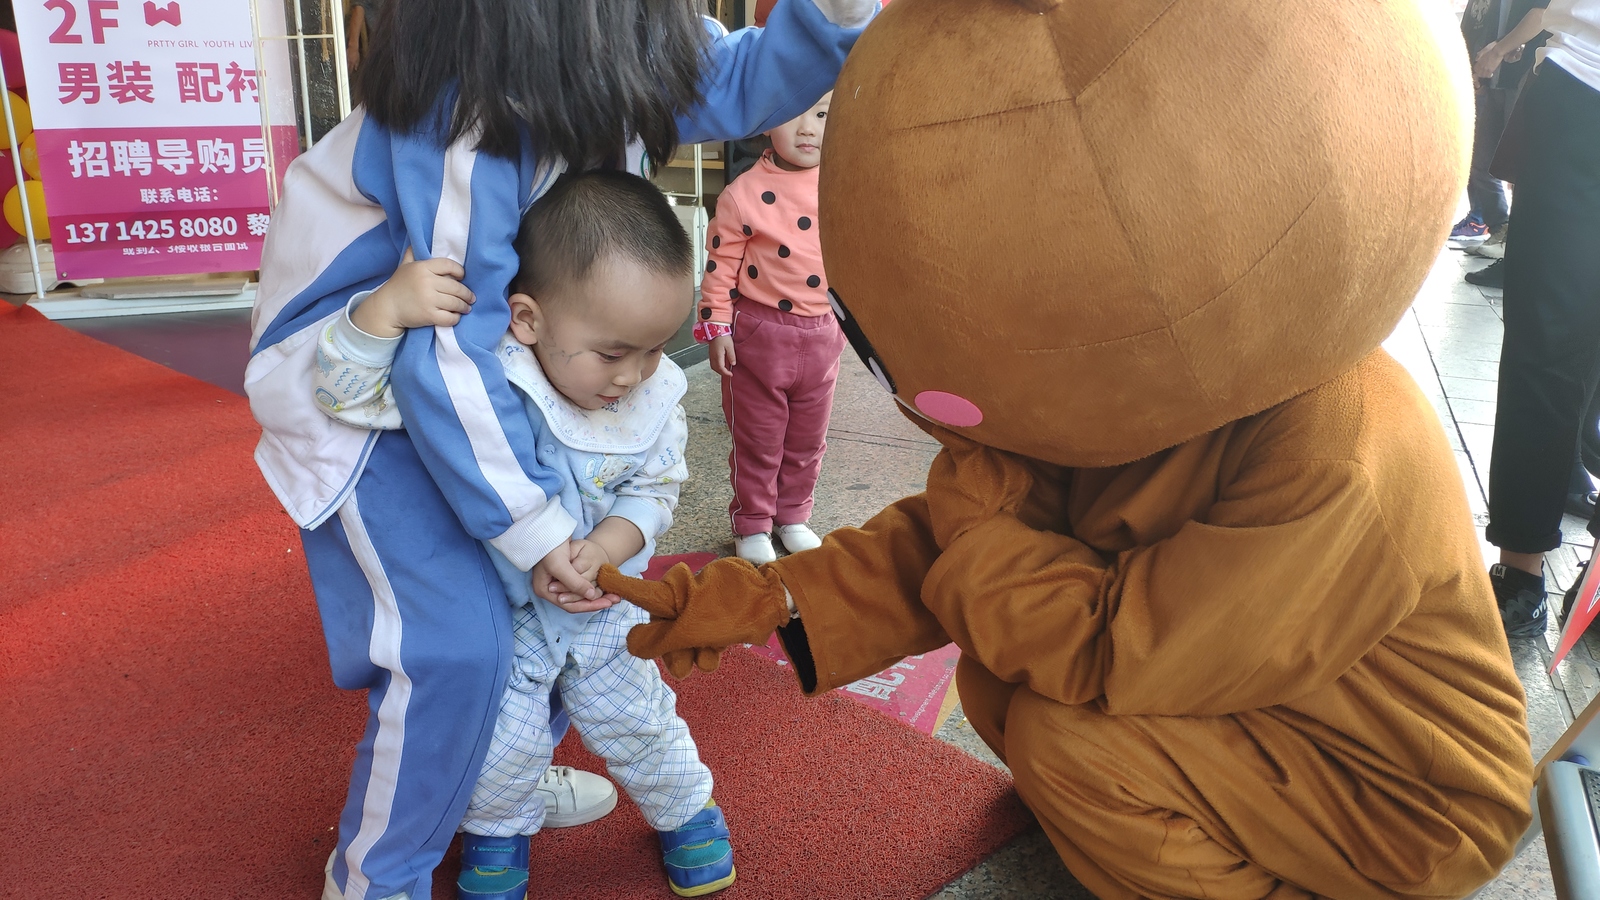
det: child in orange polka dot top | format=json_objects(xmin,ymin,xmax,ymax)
[{"xmin": 694, "ymin": 92, "xmax": 845, "ymax": 564}]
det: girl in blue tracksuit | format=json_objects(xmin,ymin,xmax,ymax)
[{"xmin": 244, "ymin": 2, "xmax": 874, "ymax": 898}]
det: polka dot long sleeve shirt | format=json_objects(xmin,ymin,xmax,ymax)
[{"xmin": 696, "ymin": 151, "xmax": 830, "ymax": 337}]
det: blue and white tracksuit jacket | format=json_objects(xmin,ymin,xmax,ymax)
[
  {"xmin": 244, "ymin": 4, "xmax": 871, "ymax": 897},
  {"xmin": 314, "ymin": 313, "xmax": 711, "ymax": 838}
]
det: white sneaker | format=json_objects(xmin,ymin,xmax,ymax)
[
  {"xmin": 1470, "ymin": 225, "xmax": 1507, "ymax": 259},
  {"xmin": 734, "ymin": 532, "xmax": 778, "ymax": 564},
  {"xmin": 323, "ymin": 850, "xmax": 342, "ymax": 900},
  {"xmin": 537, "ymin": 765, "xmax": 618, "ymax": 828},
  {"xmin": 776, "ymin": 523, "xmax": 823, "ymax": 553}
]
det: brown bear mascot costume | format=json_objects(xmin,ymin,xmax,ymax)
[{"xmin": 599, "ymin": 0, "xmax": 1537, "ymax": 895}]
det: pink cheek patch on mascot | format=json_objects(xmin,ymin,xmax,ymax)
[{"xmin": 912, "ymin": 391, "xmax": 983, "ymax": 427}]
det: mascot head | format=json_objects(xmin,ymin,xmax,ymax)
[{"xmin": 820, "ymin": 0, "xmax": 1470, "ymax": 467}]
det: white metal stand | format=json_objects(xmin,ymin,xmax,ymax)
[
  {"xmin": 252, "ymin": 0, "xmax": 353, "ymax": 207},
  {"xmin": 1482, "ymin": 689, "xmax": 1600, "ymax": 899},
  {"xmin": 662, "ymin": 143, "xmax": 711, "ymax": 291}
]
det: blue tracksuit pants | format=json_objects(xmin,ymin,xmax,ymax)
[{"xmin": 303, "ymin": 430, "xmax": 524, "ymax": 900}]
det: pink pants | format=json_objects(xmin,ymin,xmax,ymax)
[{"xmin": 721, "ymin": 299, "xmax": 847, "ymax": 535}]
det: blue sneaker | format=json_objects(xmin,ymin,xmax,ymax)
[
  {"xmin": 1449, "ymin": 212, "xmax": 1488, "ymax": 244},
  {"xmin": 457, "ymin": 833, "xmax": 530, "ymax": 900},
  {"xmin": 659, "ymin": 801, "xmax": 736, "ymax": 897}
]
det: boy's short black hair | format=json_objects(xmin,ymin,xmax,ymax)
[{"xmin": 514, "ymin": 170, "xmax": 693, "ymax": 297}]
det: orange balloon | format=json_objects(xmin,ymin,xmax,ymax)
[
  {"xmin": 0, "ymin": 92, "xmax": 30, "ymax": 151},
  {"xmin": 5, "ymin": 180, "xmax": 48, "ymax": 240},
  {"xmin": 19, "ymin": 133, "xmax": 38, "ymax": 180}
]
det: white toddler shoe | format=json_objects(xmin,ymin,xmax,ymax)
[
  {"xmin": 734, "ymin": 532, "xmax": 778, "ymax": 565},
  {"xmin": 777, "ymin": 523, "xmax": 823, "ymax": 553},
  {"xmin": 537, "ymin": 765, "xmax": 619, "ymax": 827}
]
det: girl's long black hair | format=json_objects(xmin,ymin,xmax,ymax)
[{"xmin": 358, "ymin": 0, "xmax": 710, "ymax": 167}]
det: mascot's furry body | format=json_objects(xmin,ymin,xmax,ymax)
[{"xmin": 603, "ymin": 0, "xmax": 1536, "ymax": 895}]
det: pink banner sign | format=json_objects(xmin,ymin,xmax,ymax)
[
  {"xmin": 746, "ymin": 634, "xmax": 962, "ymax": 735},
  {"xmin": 1550, "ymin": 541, "xmax": 1600, "ymax": 673},
  {"xmin": 34, "ymin": 124, "xmax": 269, "ymax": 277},
  {"xmin": 13, "ymin": 0, "xmax": 280, "ymax": 279}
]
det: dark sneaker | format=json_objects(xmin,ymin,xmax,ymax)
[
  {"xmin": 1567, "ymin": 490, "xmax": 1598, "ymax": 520},
  {"xmin": 1465, "ymin": 259, "xmax": 1505, "ymax": 288},
  {"xmin": 1450, "ymin": 212, "xmax": 1489, "ymax": 241},
  {"xmin": 1491, "ymin": 563, "xmax": 1548, "ymax": 638}
]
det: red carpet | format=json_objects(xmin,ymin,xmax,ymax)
[{"xmin": 0, "ymin": 305, "xmax": 1033, "ymax": 899}]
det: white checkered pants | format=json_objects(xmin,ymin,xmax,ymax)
[{"xmin": 460, "ymin": 601, "xmax": 713, "ymax": 837}]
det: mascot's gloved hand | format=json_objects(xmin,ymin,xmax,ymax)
[
  {"xmin": 599, "ymin": 560, "xmax": 792, "ymax": 679},
  {"xmin": 811, "ymin": 0, "xmax": 877, "ymax": 29},
  {"xmin": 921, "ymin": 425, "xmax": 1038, "ymax": 550}
]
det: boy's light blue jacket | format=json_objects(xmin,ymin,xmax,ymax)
[
  {"xmin": 312, "ymin": 298, "xmax": 690, "ymax": 648},
  {"xmin": 246, "ymin": 0, "xmax": 865, "ymax": 573}
]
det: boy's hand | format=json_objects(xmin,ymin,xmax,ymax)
[
  {"xmin": 531, "ymin": 540, "xmax": 608, "ymax": 610},
  {"xmin": 351, "ymin": 249, "xmax": 476, "ymax": 338},
  {"xmin": 708, "ymin": 334, "xmax": 736, "ymax": 377},
  {"xmin": 551, "ymin": 540, "xmax": 620, "ymax": 612},
  {"xmin": 569, "ymin": 539, "xmax": 611, "ymax": 583},
  {"xmin": 537, "ymin": 534, "xmax": 611, "ymax": 611}
]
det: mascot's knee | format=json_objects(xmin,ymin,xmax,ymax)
[
  {"xmin": 1003, "ymin": 690, "xmax": 1131, "ymax": 807},
  {"xmin": 1002, "ymin": 689, "xmax": 1079, "ymax": 795}
]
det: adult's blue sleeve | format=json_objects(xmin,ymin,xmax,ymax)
[{"xmin": 678, "ymin": 0, "xmax": 875, "ymax": 144}]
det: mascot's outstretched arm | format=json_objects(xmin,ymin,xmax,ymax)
[
  {"xmin": 603, "ymin": 397, "xmax": 1421, "ymax": 713},
  {"xmin": 919, "ymin": 430, "xmax": 1419, "ymax": 716},
  {"xmin": 600, "ymin": 492, "xmax": 950, "ymax": 690}
]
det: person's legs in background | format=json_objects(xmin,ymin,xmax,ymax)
[
  {"xmin": 772, "ymin": 315, "xmax": 847, "ymax": 554},
  {"xmin": 1461, "ymin": 87, "xmax": 1512, "ymax": 249},
  {"xmin": 1570, "ymin": 444, "xmax": 1598, "ymax": 519},
  {"xmin": 1463, "ymin": 78, "xmax": 1523, "ymax": 287},
  {"xmin": 722, "ymin": 302, "xmax": 798, "ymax": 564},
  {"xmin": 1469, "ymin": 86, "xmax": 1518, "ymax": 263},
  {"xmin": 1485, "ymin": 64, "xmax": 1600, "ymax": 638}
]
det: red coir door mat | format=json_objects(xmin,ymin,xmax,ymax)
[{"xmin": 0, "ymin": 306, "xmax": 1032, "ymax": 899}]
